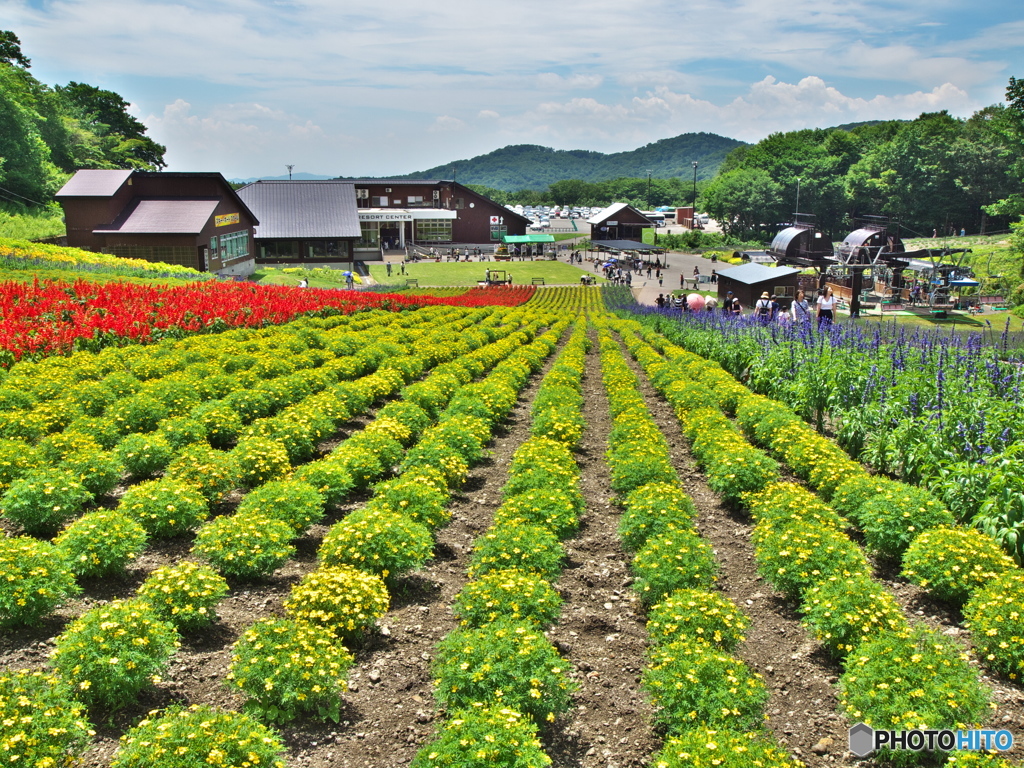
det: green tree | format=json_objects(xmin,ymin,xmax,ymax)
[
  {"xmin": 0, "ymin": 31, "xmax": 30, "ymax": 68},
  {"xmin": 701, "ymin": 167, "xmax": 784, "ymax": 239},
  {"xmin": 56, "ymin": 82, "xmax": 166, "ymax": 170}
]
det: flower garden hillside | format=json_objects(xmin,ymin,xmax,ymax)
[{"xmin": 0, "ymin": 284, "xmax": 1021, "ymax": 768}]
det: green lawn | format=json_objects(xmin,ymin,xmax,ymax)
[{"xmin": 366, "ymin": 260, "xmax": 607, "ymax": 287}]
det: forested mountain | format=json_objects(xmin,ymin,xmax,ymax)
[
  {"xmin": 0, "ymin": 31, "xmax": 166, "ymax": 209},
  {"xmin": 700, "ymin": 83, "xmax": 1024, "ymax": 243},
  {"xmin": 375, "ymin": 133, "xmax": 745, "ymax": 191}
]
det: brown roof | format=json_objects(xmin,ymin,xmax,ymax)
[
  {"xmin": 56, "ymin": 169, "xmax": 133, "ymax": 197},
  {"xmin": 93, "ymin": 199, "xmax": 220, "ymax": 234}
]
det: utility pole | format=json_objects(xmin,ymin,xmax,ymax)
[
  {"xmin": 795, "ymin": 177, "xmax": 801, "ymax": 219},
  {"xmin": 286, "ymin": 165, "xmax": 294, "ymax": 180},
  {"xmin": 646, "ymin": 169, "xmax": 653, "ymax": 210},
  {"xmin": 691, "ymin": 162, "xmax": 699, "ymax": 228}
]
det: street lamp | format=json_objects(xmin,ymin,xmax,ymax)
[
  {"xmin": 691, "ymin": 161, "xmax": 699, "ymax": 228},
  {"xmin": 795, "ymin": 177, "xmax": 802, "ymax": 220},
  {"xmin": 646, "ymin": 169, "xmax": 652, "ymax": 210}
]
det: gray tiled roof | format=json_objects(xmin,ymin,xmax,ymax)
[
  {"xmin": 236, "ymin": 181, "xmax": 361, "ymax": 239},
  {"xmin": 94, "ymin": 199, "xmax": 219, "ymax": 234},
  {"xmin": 716, "ymin": 262, "xmax": 802, "ymax": 285},
  {"xmin": 56, "ymin": 169, "xmax": 133, "ymax": 197}
]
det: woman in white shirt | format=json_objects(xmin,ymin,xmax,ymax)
[{"xmin": 816, "ymin": 287, "xmax": 836, "ymax": 326}]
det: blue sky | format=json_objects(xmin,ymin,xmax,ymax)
[{"xmin": 4, "ymin": 0, "xmax": 1022, "ymax": 180}]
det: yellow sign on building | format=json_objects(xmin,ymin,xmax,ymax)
[{"xmin": 215, "ymin": 212, "xmax": 240, "ymax": 227}]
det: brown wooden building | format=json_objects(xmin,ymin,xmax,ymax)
[
  {"xmin": 236, "ymin": 181, "xmax": 361, "ymax": 265},
  {"xmin": 56, "ymin": 170, "xmax": 257, "ymax": 274},
  {"xmin": 344, "ymin": 179, "xmax": 529, "ymax": 255},
  {"xmin": 716, "ymin": 262, "xmax": 803, "ymax": 310},
  {"xmin": 587, "ymin": 203, "xmax": 654, "ymax": 242}
]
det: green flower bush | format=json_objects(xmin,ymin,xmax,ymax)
[
  {"xmin": 157, "ymin": 415, "xmax": 207, "ymax": 450},
  {"xmin": 236, "ymin": 479, "xmax": 326, "ymax": 534},
  {"xmin": 192, "ymin": 513, "xmax": 295, "ymax": 580},
  {"xmin": 51, "ymin": 598, "xmax": 180, "ymax": 711},
  {"xmin": 964, "ymin": 571, "xmax": 1024, "ymax": 681},
  {"xmin": 291, "ymin": 460, "xmax": 355, "ymax": 507},
  {"xmin": 433, "ymin": 620, "xmax": 576, "ymax": 724},
  {"xmin": 54, "ymin": 510, "xmax": 148, "ymax": 578},
  {"xmin": 231, "ymin": 437, "xmax": 292, "ymax": 489},
  {"xmin": 319, "ymin": 508, "xmax": 433, "ymax": 580},
  {"xmin": 283, "ymin": 565, "xmax": 390, "ymax": 638},
  {"xmin": 330, "ymin": 444, "xmax": 385, "ymax": 490},
  {"xmin": 511, "ymin": 437, "xmax": 577, "ymax": 474},
  {"xmin": 60, "ymin": 447, "xmax": 124, "ymax": 497},
  {"xmin": 344, "ymin": 429, "xmax": 406, "ymax": 470},
  {"xmin": 901, "ymin": 526, "xmax": 1016, "ymax": 605},
  {"xmin": 0, "ymin": 537, "xmax": 80, "ymax": 627},
  {"xmin": 137, "ymin": 560, "xmax": 230, "ymax": 632},
  {"xmin": 642, "ymin": 639, "xmax": 769, "ymax": 734},
  {"xmin": 702, "ymin": 443, "xmax": 780, "ymax": 507},
  {"xmin": 801, "ymin": 574, "xmax": 909, "ymax": 659},
  {"xmin": 468, "ymin": 523, "xmax": 564, "ymax": 581},
  {"xmin": 164, "ymin": 444, "xmax": 239, "ymax": 502},
  {"xmin": 401, "ymin": 442, "xmax": 470, "ymax": 489},
  {"xmin": 839, "ymin": 627, "xmax": 991, "ymax": 756},
  {"xmin": 453, "ymin": 569, "xmax": 563, "ymax": 629},
  {"xmin": 370, "ymin": 475, "xmax": 451, "ymax": 532},
  {"xmin": 110, "ymin": 704, "xmax": 286, "ymax": 768},
  {"xmin": 66, "ymin": 415, "xmax": 121, "ymax": 449},
  {"xmin": 753, "ymin": 521, "xmax": 870, "ymax": 601},
  {"xmin": 0, "ymin": 669, "xmax": 93, "ymax": 768},
  {"xmin": 409, "ymin": 706, "xmax": 551, "ymax": 768},
  {"xmin": 830, "ymin": 474, "xmax": 901, "ymax": 525},
  {"xmin": 117, "ymin": 478, "xmax": 209, "ymax": 538},
  {"xmin": 647, "ymin": 589, "xmax": 749, "ymax": 651},
  {"xmin": 190, "ymin": 400, "xmax": 244, "ymax": 447},
  {"xmin": 108, "ymin": 393, "xmax": 169, "ymax": 434},
  {"xmin": 376, "ymin": 400, "xmax": 432, "ymax": 440},
  {"xmin": 619, "ymin": 482, "xmax": 696, "ymax": 551},
  {"xmin": 859, "ymin": 484, "xmax": 955, "ymax": 560},
  {"xmin": 493, "ymin": 489, "xmax": 579, "ymax": 541},
  {"xmin": 649, "ymin": 727, "xmax": 803, "ymax": 768},
  {"xmin": 631, "ymin": 528, "xmax": 718, "ymax": 607},
  {"xmin": 115, "ymin": 432, "xmax": 173, "ymax": 478},
  {"xmin": 1, "ymin": 469, "xmax": 93, "ymax": 536},
  {"xmin": 228, "ymin": 617, "xmax": 355, "ymax": 722},
  {"xmin": 37, "ymin": 430, "xmax": 101, "ymax": 463},
  {"xmin": 0, "ymin": 438, "xmax": 43, "ymax": 493}
]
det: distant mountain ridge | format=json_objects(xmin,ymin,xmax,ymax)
[
  {"xmin": 338, "ymin": 132, "xmax": 747, "ymax": 192},
  {"xmin": 230, "ymin": 172, "xmax": 335, "ymax": 184}
]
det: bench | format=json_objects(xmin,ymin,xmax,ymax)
[
  {"xmin": 405, "ymin": 279, "xmax": 419, "ymax": 287},
  {"xmin": 531, "ymin": 278, "xmax": 545, "ymax": 286}
]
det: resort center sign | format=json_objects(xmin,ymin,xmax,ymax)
[{"xmin": 358, "ymin": 212, "xmax": 414, "ymax": 222}]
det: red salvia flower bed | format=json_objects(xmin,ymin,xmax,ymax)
[{"xmin": 0, "ymin": 280, "xmax": 534, "ymax": 365}]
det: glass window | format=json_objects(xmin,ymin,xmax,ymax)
[
  {"xmin": 372, "ymin": 196, "xmax": 388, "ymax": 207},
  {"xmin": 489, "ymin": 226, "xmax": 507, "ymax": 242},
  {"xmin": 308, "ymin": 240, "xmax": 341, "ymax": 259},
  {"xmin": 358, "ymin": 222, "xmax": 380, "ymax": 248},
  {"xmin": 415, "ymin": 219, "xmax": 452, "ymax": 242},
  {"xmin": 260, "ymin": 240, "xmax": 299, "ymax": 259},
  {"xmin": 219, "ymin": 229, "xmax": 249, "ymax": 260}
]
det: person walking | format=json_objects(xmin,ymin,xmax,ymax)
[
  {"xmin": 754, "ymin": 291, "xmax": 772, "ymax": 321},
  {"xmin": 386, "ymin": 263, "xmax": 392, "ymax": 277},
  {"xmin": 816, "ymin": 287, "xmax": 836, "ymax": 328}
]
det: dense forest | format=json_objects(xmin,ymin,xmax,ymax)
[
  {"xmin": 0, "ymin": 31, "xmax": 166, "ymax": 211},
  {"xmin": 387, "ymin": 133, "xmax": 744, "ymax": 191},
  {"xmin": 699, "ymin": 80, "xmax": 1024, "ymax": 241}
]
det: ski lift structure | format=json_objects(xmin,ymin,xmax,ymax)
[{"xmin": 768, "ymin": 214, "xmax": 973, "ymax": 317}]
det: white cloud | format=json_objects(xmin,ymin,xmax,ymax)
[
  {"xmin": 478, "ymin": 110, "xmax": 501, "ymax": 119},
  {"xmin": 429, "ymin": 115, "xmax": 466, "ymax": 132}
]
